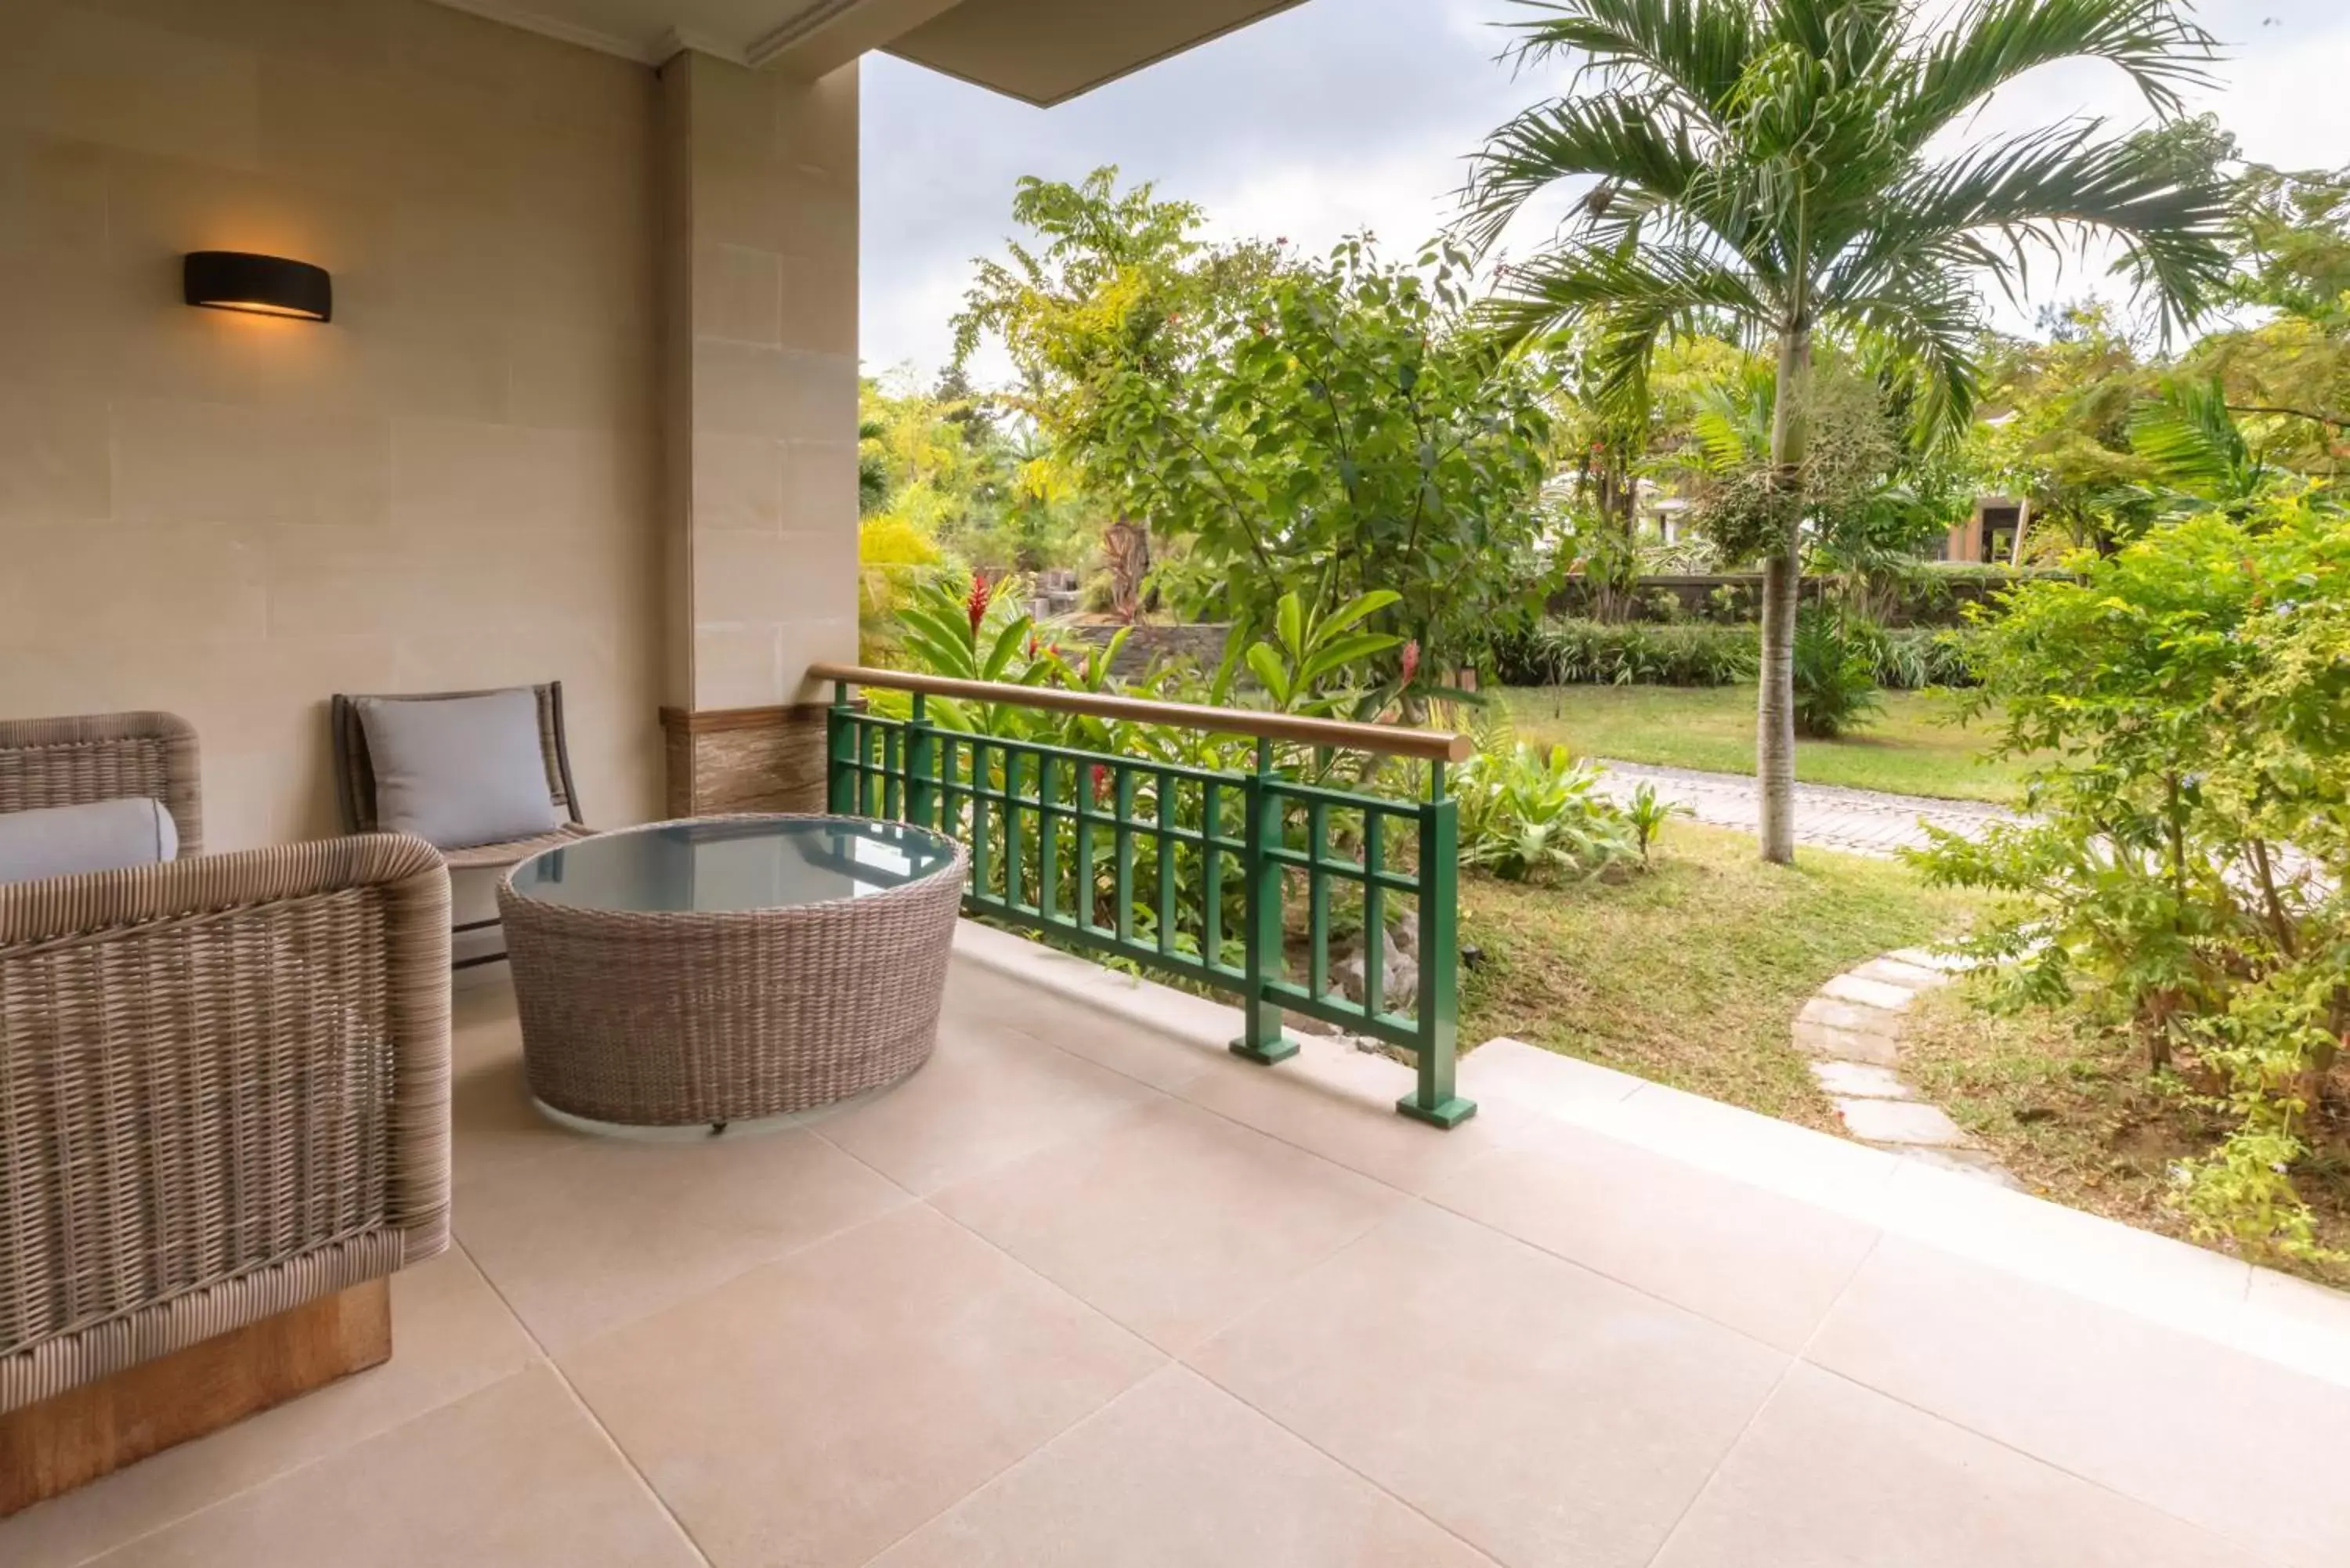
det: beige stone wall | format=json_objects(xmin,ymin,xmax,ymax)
[
  {"xmin": 657, "ymin": 51, "xmax": 861, "ymax": 816},
  {"xmin": 662, "ymin": 51, "xmax": 861, "ymax": 714},
  {"xmin": 0, "ymin": 0, "xmax": 666, "ymax": 849}
]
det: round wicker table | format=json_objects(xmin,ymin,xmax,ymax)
[{"xmin": 498, "ymin": 815, "xmax": 968, "ymax": 1129}]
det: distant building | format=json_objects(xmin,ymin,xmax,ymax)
[{"xmin": 1942, "ymin": 497, "xmax": 2026, "ymax": 565}]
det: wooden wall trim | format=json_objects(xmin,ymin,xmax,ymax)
[
  {"xmin": 1, "ymin": 1281, "xmax": 391, "ymax": 1516},
  {"xmin": 658, "ymin": 701, "xmax": 842, "ymax": 739}
]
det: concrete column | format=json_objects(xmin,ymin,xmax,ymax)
[{"xmin": 656, "ymin": 50, "xmax": 859, "ymax": 815}]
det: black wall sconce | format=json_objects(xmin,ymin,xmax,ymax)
[{"xmin": 183, "ymin": 251, "xmax": 333, "ymax": 323}]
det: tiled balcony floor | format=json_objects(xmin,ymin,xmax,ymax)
[{"xmin": 8, "ymin": 925, "xmax": 2350, "ymax": 1567}]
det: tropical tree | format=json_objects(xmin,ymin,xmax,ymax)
[
  {"xmin": 957, "ymin": 172, "xmax": 1560, "ymax": 697},
  {"xmin": 952, "ymin": 168, "xmax": 1282, "ymax": 462},
  {"xmin": 1976, "ymin": 304, "xmax": 2160, "ymax": 551},
  {"xmin": 1095, "ymin": 237, "xmax": 1560, "ymax": 692},
  {"xmin": 1459, "ymin": 0, "xmax": 2232, "ymax": 862}
]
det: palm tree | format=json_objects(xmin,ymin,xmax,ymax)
[{"xmin": 1460, "ymin": 0, "xmax": 2232, "ymax": 862}]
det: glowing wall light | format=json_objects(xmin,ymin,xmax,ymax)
[{"xmin": 182, "ymin": 251, "xmax": 332, "ymax": 323}]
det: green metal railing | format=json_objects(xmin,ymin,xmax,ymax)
[{"xmin": 813, "ymin": 663, "xmax": 1474, "ymax": 1127}]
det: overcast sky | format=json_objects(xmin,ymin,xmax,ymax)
[{"xmin": 859, "ymin": 0, "xmax": 2350, "ymax": 386}]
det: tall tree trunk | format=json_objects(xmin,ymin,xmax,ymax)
[{"xmin": 1757, "ymin": 326, "xmax": 1812, "ymax": 865}]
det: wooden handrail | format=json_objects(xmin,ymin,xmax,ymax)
[{"xmin": 808, "ymin": 662, "xmax": 1474, "ymax": 764}]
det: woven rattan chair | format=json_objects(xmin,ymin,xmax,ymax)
[
  {"xmin": 0, "ymin": 710, "xmax": 202, "ymax": 855},
  {"xmin": 330, "ymin": 682, "xmax": 591, "ymax": 970},
  {"xmin": 0, "ymin": 713, "xmax": 453, "ymax": 1512}
]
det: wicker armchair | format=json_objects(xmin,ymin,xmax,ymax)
[
  {"xmin": 0, "ymin": 714, "xmax": 452, "ymax": 1512},
  {"xmin": 0, "ymin": 710, "xmax": 203, "ymax": 854},
  {"xmin": 329, "ymin": 682, "xmax": 590, "ymax": 870},
  {"xmin": 330, "ymin": 683, "xmax": 591, "ymax": 970}
]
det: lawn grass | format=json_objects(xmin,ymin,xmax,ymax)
[
  {"xmin": 1901, "ymin": 986, "xmax": 2350, "ymax": 1285},
  {"xmin": 1459, "ymin": 819, "xmax": 1976, "ymax": 1128},
  {"xmin": 1495, "ymin": 683, "xmax": 2034, "ymax": 804}
]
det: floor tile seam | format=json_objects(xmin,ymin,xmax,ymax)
[
  {"xmin": 956, "ymin": 940, "xmax": 1478, "ymax": 1111},
  {"xmin": 955, "ymin": 998, "xmax": 1455, "ymax": 1202},
  {"xmin": 1632, "ymin": 1344, "xmax": 1809, "ymax": 1568},
  {"xmin": 1159, "ymin": 1082, "xmax": 1445, "ymax": 1201},
  {"xmin": 1785, "ymin": 1360, "xmax": 2305, "ymax": 1566},
  {"xmin": 1168, "ymin": 1199, "xmax": 1802, "ymax": 1568},
  {"xmin": 1792, "ymin": 1227, "xmax": 1886, "ymax": 1360},
  {"xmin": 1632, "ymin": 1189, "xmax": 2276, "ymax": 1566},
  {"xmin": 957, "ymin": 979, "xmax": 1253, "ymax": 1104},
  {"xmin": 842, "ymin": 1375, "xmax": 1251, "ymax": 1568},
  {"xmin": 989, "ymin": 1011, "xmax": 1228, "ymax": 1101},
  {"xmin": 444, "ymin": 1234, "xmax": 719, "ymax": 1567},
  {"xmin": 487, "ymin": 1133, "xmax": 1159, "ymax": 1568},
  {"xmin": 973, "ymin": 961, "xmax": 2316, "ymax": 1550},
  {"xmin": 799, "ymin": 1068, "xmax": 1181, "ymax": 1201},
  {"xmin": 909, "ymin": 1171, "xmax": 1184, "ymax": 1367},
  {"xmin": 530, "ymin": 1186, "xmax": 930, "ymax": 1362},
  {"xmin": 59, "ymin": 1360, "xmax": 564, "ymax": 1568},
  {"xmin": 446, "ymin": 1130, "xmax": 583, "ymax": 1197},
  {"xmin": 1415, "ymin": 1176, "xmax": 1848, "ymax": 1360},
  {"xmin": 1632, "ymin": 1226, "xmax": 1900, "ymax": 1564},
  {"xmin": 539, "ymin": 1358, "xmax": 719, "ymax": 1568},
  {"xmin": 839, "ymin": 1214, "xmax": 1179, "ymax": 1568},
  {"xmin": 1159, "ymin": 1354, "xmax": 1514, "ymax": 1568},
  {"xmin": 927, "ymin": 1140, "xmax": 1411, "ymax": 1360},
  {"xmin": 964, "ymin": 938, "xmax": 1711, "ymax": 1218},
  {"xmin": 956, "ymin": 940, "xmax": 1623, "ymax": 1201},
  {"xmin": 46, "ymin": 1242, "xmax": 546, "ymax": 1568},
  {"xmin": 1568, "ymin": 1086, "xmax": 2316, "ymax": 1389}
]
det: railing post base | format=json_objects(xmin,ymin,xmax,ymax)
[
  {"xmin": 1395, "ymin": 1091, "xmax": 1477, "ymax": 1129},
  {"xmin": 1227, "ymin": 1033, "xmax": 1300, "ymax": 1067},
  {"xmin": 1229, "ymin": 739, "xmax": 1294, "ymax": 1068}
]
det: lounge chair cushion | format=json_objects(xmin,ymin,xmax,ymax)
[
  {"xmin": 356, "ymin": 689, "xmax": 562, "ymax": 851},
  {"xmin": 0, "ymin": 797, "xmax": 179, "ymax": 882}
]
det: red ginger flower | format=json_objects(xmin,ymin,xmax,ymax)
[
  {"xmin": 965, "ymin": 572, "xmax": 991, "ymax": 636},
  {"xmin": 1400, "ymin": 640, "xmax": 1421, "ymax": 686}
]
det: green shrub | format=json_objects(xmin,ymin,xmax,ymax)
[
  {"xmin": 1623, "ymin": 782, "xmax": 1690, "ymax": 866},
  {"xmin": 1488, "ymin": 619, "xmax": 1759, "ymax": 687},
  {"xmin": 1452, "ymin": 743, "xmax": 1638, "ymax": 882},
  {"xmin": 1884, "ymin": 565, "xmax": 2073, "ymax": 627},
  {"xmin": 1910, "ymin": 497, "xmax": 2350, "ymax": 1262},
  {"xmin": 1869, "ymin": 627, "xmax": 1981, "ymax": 690},
  {"xmin": 1791, "ymin": 608, "xmax": 1882, "ymax": 738}
]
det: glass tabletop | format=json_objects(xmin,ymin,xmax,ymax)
[{"xmin": 506, "ymin": 817, "xmax": 963, "ymax": 914}]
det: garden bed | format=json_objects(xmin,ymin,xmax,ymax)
[{"xmin": 1900, "ymin": 985, "xmax": 2350, "ymax": 1286}]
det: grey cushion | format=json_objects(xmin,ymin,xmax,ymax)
[
  {"xmin": 356, "ymin": 689, "xmax": 562, "ymax": 851},
  {"xmin": 0, "ymin": 797, "xmax": 179, "ymax": 882}
]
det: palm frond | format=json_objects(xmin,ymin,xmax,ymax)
[
  {"xmin": 1500, "ymin": 0, "xmax": 1756, "ymax": 120},
  {"xmin": 1896, "ymin": 0, "xmax": 2219, "ymax": 144},
  {"xmin": 1477, "ymin": 240, "xmax": 1766, "ymax": 355},
  {"xmin": 1766, "ymin": 0, "xmax": 1907, "ymax": 80},
  {"xmin": 1837, "ymin": 276, "xmax": 1986, "ymax": 446},
  {"xmin": 1457, "ymin": 92, "xmax": 1708, "ymax": 256},
  {"xmin": 1829, "ymin": 119, "xmax": 2231, "ymax": 334},
  {"xmin": 2128, "ymin": 376, "xmax": 2258, "ymax": 500},
  {"xmin": 1687, "ymin": 370, "xmax": 1773, "ymax": 471}
]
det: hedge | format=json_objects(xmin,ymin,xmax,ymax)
[{"xmin": 1490, "ymin": 618, "xmax": 1979, "ymax": 690}]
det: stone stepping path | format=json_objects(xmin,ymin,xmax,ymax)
[{"xmin": 1795, "ymin": 948, "xmax": 2021, "ymax": 1187}]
